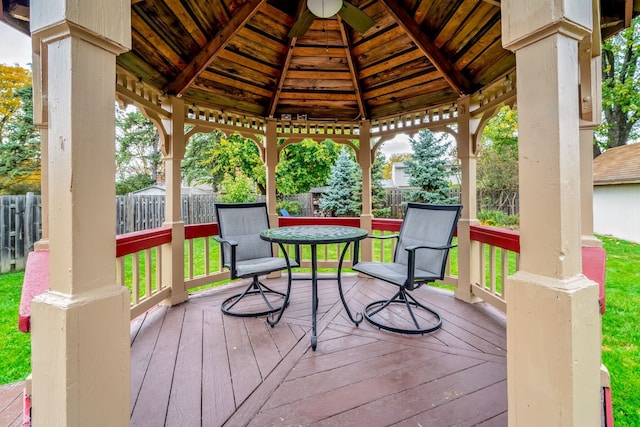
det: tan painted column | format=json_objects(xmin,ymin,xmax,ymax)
[
  {"xmin": 579, "ymin": 125, "xmax": 601, "ymax": 247},
  {"xmin": 502, "ymin": 0, "xmax": 601, "ymax": 425},
  {"xmin": 265, "ymin": 119, "xmax": 279, "ymax": 226},
  {"xmin": 454, "ymin": 97, "xmax": 481, "ymax": 302},
  {"xmin": 29, "ymin": 0, "xmax": 132, "ymax": 424},
  {"xmin": 580, "ymin": 51, "xmax": 602, "ymax": 247},
  {"xmin": 358, "ymin": 121, "xmax": 373, "ymax": 262},
  {"xmin": 161, "ymin": 97, "xmax": 188, "ymax": 305},
  {"xmin": 32, "ymin": 46, "xmax": 49, "ymax": 250}
]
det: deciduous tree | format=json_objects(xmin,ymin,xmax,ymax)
[
  {"xmin": 597, "ymin": 17, "xmax": 640, "ymax": 154},
  {"xmin": 115, "ymin": 107, "xmax": 162, "ymax": 194},
  {"xmin": 276, "ymin": 139, "xmax": 340, "ymax": 194},
  {"xmin": 0, "ymin": 83, "xmax": 41, "ymax": 194}
]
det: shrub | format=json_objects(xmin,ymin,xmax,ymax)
[
  {"xmin": 217, "ymin": 171, "xmax": 256, "ymax": 203},
  {"xmin": 372, "ymin": 207, "xmax": 392, "ymax": 218},
  {"xmin": 276, "ymin": 200, "xmax": 302, "ymax": 215},
  {"xmin": 478, "ymin": 210, "xmax": 519, "ymax": 228}
]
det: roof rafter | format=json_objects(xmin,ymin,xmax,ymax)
[
  {"xmin": 338, "ymin": 17, "xmax": 368, "ymax": 120},
  {"xmin": 268, "ymin": 0, "xmax": 308, "ymax": 118},
  {"xmin": 380, "ymin": 0, "xmax": 473, "ymax": 95},
  {"xmin": 164, "ymin": 0, "xmax": 266, "ymax": 97}
]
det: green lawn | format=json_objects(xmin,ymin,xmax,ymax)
[
  {"xmin": 0, "ymin": 271, "xmax": 31, "ymax": 385},
  {"xmin": 0, "ymin": 236, "xmax": 638, "ymax": 426},
  {"xmin": 600, "ymin": 236, "xmax": 640, "ymax": 426}
]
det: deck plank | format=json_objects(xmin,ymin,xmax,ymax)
[
  {"xmin": 202, "ymin": 305, "xmax": 235, "ymax": 426},
  {"xmin": 130, "ymin": 305, "xmax": 185, "ymax": 426},
  {"xmin": 2, "ymin": 275, "xmax": 507, "ymax": 426},
  {"xmin": 165, "ymin": 305, "xmax": 204, "ymax": 427},
  {"xmin": 0, "ymin": 383, "xmax": 23, "ymax": 427},
  {"xmin": 128, "ymin": 274, "xmax": 508, "ymax": 426}
]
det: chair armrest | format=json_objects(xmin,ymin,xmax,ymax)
[
  {"xmin": 213, "ymin": 236, "xmax": 238, "ymax": 246},
  {"xmin": 405, "ymin": 243, "xmax": 456, "ymax": 251},
  {"xmin": 404, "ymin": 244, "xmax": 456, "ymax": 290},
  {"xmin": 366, "ymin": 233, "xmax": 399, "ymax": 241},
  {"xmin": 214, "ymin": 236, "xmax": 238, "ymax": 277}
]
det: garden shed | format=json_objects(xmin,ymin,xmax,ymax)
[{"xmin": 593, "ymin": 142, "xmax": 640, "ymax": 244}]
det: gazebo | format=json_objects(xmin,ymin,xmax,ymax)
[{"xmin": 1, "ymin": 0, "xmax": 632, "ymax": 425}]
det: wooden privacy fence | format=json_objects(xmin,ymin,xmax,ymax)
[
  {"xmin": 0, "ymin": 194, "xmax": 42, "ymax": 273},
  {"xmin": 116, "ymin": 193, "xmax": 220, "ymax": 234},
  {"xmin": 3, "ymin": 188, "xmax": 514, "ymax": 272}
]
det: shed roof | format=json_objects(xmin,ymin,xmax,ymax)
[{"xmin": 593, "ymin": 143, "xmax": 640, "ymax": 185}]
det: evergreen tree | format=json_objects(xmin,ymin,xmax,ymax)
[
  {"xmin": 371, "ymin": 150, "xmax": 390, "ymax": 217},
  {"xmin": 405, "ymin": 129, "xmax": 456, "ymax": 204},
  {"xmin": 319, "ymin": 147, "xmax": 360, "ymax": 216}
]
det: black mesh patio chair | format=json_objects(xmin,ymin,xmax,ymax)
[
  {"xmin": 353, "ymin": 203, "xmax": 462, "ymax": 334},
  {"xmin": 214, "ymin": 202, "xmax": 298, "ymax": 317}
]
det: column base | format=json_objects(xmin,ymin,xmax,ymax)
[
  {"xmin": 31, "ymin": 285, "xmax": 130, "ymax": 426},
  {"xmin": 507, "ymin": 271, "xmax": 601, "ymax": 426}
]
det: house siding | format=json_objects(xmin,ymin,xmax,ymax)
[{"xmin": 593, "ymin": 183, "xmax": 640, "ymax": 244}]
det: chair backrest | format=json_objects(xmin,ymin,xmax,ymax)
[
  {"xmin": 215, "ymin": 202, "xmax": 273, "ymax": 264},
  {"xmin": 394, "ymin": 203, "xmax": 462, "ymax": 279}
]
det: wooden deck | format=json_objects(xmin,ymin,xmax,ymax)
[
  {"xmin": 131, "ymin": 274, "xmax": 507, "ymax": 426},
  {"xmin": 1, "ymin": 274, "xmax": 507, "ymax": 426}
]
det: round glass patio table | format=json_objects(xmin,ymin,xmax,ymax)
[{"xmin": 260, "ymin": 225, "xmax": 368, "ymax": 350}]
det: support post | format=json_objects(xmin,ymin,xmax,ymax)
[
  {"xmin": 265, "ymin": 119, "xmax": 279, "ymax": 227},
  {"xmin": 502, "ymin": 0, "xmax": 601, "ymax": 424},
  {"xmin": 358, "ymin": 121, "xmax": 373, "ymax": 262},
  {"xmin": 29, "ymin": 0, "xmax": 132, "ymax": 423},
  {"xmin": 455, "ymin": 97, "xmax": 481, "ymax": 302},
  {"xmin": 161, "ymin": 96, "xmax": 188, "ymax": 305}
]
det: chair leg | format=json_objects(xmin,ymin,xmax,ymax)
[
  {"xmin": 363, "ymin": 286, "xmax": 442, "ymax": 334},
  {"xmin": 221, "ymin": 275, "xmax": 288, "ymax": 317}
]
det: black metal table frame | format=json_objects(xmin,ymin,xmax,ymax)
[{"xmin": 259, "ymin": 225, "xmax": 367, "ymax": 350}]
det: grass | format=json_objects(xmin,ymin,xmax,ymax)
[
  {"xmin": 0, "ymin": 270, "xmax": 30, "ymax": 385},
  {"xmin": 0, "ymin": 236, "xmax": 638, "ymax": 426},
  {"xmin": 599, "ymin": 236, "xmax": 640, "ymax": 426}
]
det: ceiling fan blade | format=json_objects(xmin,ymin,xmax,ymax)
[
  {"xmin": 288, "ymin": 9, "xmax": 316, "ymax": 38},
  {"xmin": 338, "ymin": 1, "xmax": 375, "ymax": 34}
]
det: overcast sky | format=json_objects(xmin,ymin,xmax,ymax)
[{"xmin": 0, "ymin": 24, "xmax": 31, "ymax": 67}]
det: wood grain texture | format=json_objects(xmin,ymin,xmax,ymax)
[
  {"xmin": 117, "ymin": 0, "xmax": 514, "ymax": 121},
  {"xmin": 129, "ymin": 274, "xmax": 507, "ymax": 426}
]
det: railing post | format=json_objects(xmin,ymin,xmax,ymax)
[
  {"xmin": 455, "ymin": 96, "xmax": 482, "ymax": 303},
  {"xmin": 358, "ymin": 120, "xmax": 373, "ymax": 262},
  {"xmin": 160, "ymin": 96, "xmax": 188, "ymax": 305}
]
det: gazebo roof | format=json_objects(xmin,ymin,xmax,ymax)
[{"xmin": 1, "ymin": 0, "xmax": 637, "ymax": 123}]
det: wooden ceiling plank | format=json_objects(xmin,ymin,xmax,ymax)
[
  {"xmin": 164, "ymin": 0, "xmax": 208, "ymax": 47},
  {"xmin": 286, "ymin": 70, "xmax": 353, "ymax": 80},
  {"xmin": 217, "ymin": 50, "xmax": 280, "ymax": 77},
  {"xmin": 359, "ymin": 49, "xmax": 425, "ymax": 80},
  {"xmin": 131, "ymin": 12, "xmax": 187, "ymax": 69},
  {"xmin": 164, "ymin": 0, "xmax": 267, "ymax": 97},
  {"xmin": 380, "ymin": 0, "xmax": 473, "ymax": 95}
]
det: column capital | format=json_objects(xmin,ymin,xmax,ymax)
[
  {"xmin": 31, "ymin": 0, "xmax": 130, "ymax": 52},
  {"xmin": 503, "ymin": 19, "xmax": 591, "ymax": 53}
]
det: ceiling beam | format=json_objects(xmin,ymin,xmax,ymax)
[
  {"xmin": 338, "ymin": 17, "xmax": 368, "ymax": 120},
  {"xmin": 267, "ymin": 0, "xmax": 308, "ymax": 118},
  {"xmin": 380, "ymin": 0, "xmax": 473, "ymax": 95},
  {"xmin": 164, "ymin": 0, "xmax": 266, "ymax": 97},
  {"xmin": 268, "ymin": 39, "xmax": 296, "ymax": 118}
]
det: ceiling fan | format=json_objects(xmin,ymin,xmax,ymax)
[{"xmin": 288, "ymin": 0, "xmax": 376, "ymax": 38}]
